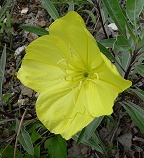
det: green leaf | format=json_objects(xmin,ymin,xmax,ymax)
[
  {"xmin": 114, "ymin": 35, "xmax": 131, "ymax": 51},
  {"xmin": 67, "ymin": 0, "xmax": 75, "ymax": 11},
  {"xmin": 42, "ymin": 0, "xmax": 59, "ymax": 20},
  {"xmin": 16, "ymin": 120, "xmax": 34, "ymax": 156},
  {"xmin": 97, "ymin": 42, "xmax": 115, "ymax": 60},
  {"xmin": 99, "ymin": 38, "xmax": 116, "ymax": 48},
  {"xmin": 121, "ymin": 51, "xmax": 131, "ymax": 73},
  {"xmin": 86, "ymin": 0, "xmax": 94, "ymax": 4},
  {"xmin": 102, "ymin": 0, "xmax": 127, "ymax": 36},
  {"xmin": 140, "ymin": 25, "xmax": 144, "ymax": 39},
  {"xmin": 121, "ymin": 102, "xmax": 144, "ymax": 133},
  {"xmin": 0, "ymin": 0, "xmax": 11, "ymax": 19},
  {"xmin": 85, "ymin": 116, "xmax": 104, "ymax": 140},
  {"xmin": 45, "ymin": 135, "xmax": 67, "ymax": 158},
  {"xmin": 0, "ymin": 145, "xmax": 23, "ymax": 158},
  {"xmin": 136, "ymin": 65, "xmax": 144, "ymax": 77},
  {"xmin": 21, "ymin": 25, "xmax": 49, "ymax": 36},
  {"xmin": 73, "ymin": 132, "xmax": 106, "ymax": 154},
  {"xmin": 0, "ymin": 45, "xmax": 6, "ymax": 100},
  {"xmin": 0, "ymin": 119, "xmax": 15, "ymax": 124},
  {"xmin": 126, "ymin": 0, "xmax": 144, "ymax": 28},
  {"xmin": 131, "ymin": 88, "xmax": 144, "ymax": 101},
  {"xmin": 84, "ymin": 10, "xmax": 96, "ymax": 24}
]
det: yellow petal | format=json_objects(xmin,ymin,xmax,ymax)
[
  {"xmin": 36, "ymin": 82, "xmax": 94, "ymax": 140},
  {"xmin": 17, "ymin": 35, "xmax": 67, "ymax": 92},
  {"xmin": 96, "ymin": 54, "xmax": 132, "ymax": 91},
  {"xmin": 49, "ymin": 11, "xmax": 103, "ymax": 69},
  {"xmin": 36, "ymin": 78, "xmax": 123, "ymax": 140}
]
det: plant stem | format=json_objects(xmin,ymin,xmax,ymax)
[
  {"xmin": 13, "ymin": 108, "xmax": 27, "ymax": 158},
  {"xmin": 94, "ymin": 0, "xmax": 108, "ymax": 39},
  {"xmin": 0, "ymin": 110, "xmax": 36, "ymax": 120},
  {"xmin": 124, "ymin": 50, "xmax": 137, "ymax": 79}
]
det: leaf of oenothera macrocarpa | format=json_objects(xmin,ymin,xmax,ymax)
[
  {"xmin": 21, "ymin": 25, "xmax": 49, "ymax": 36},
  {"xmin": 121, "ymin": 102, "xmax": 144, "ymax": 133},
  {"xmin": 102, "ymin": 0, "xmax": 127, "ymax": 36},
  {"xmin": 42, "ymin": 0, "xmax": 59, "ymax": 20},
  {"xmin": 16, "ymin": 119, "xmax": 34, "ymax": 155},
  {"xmin": 126, "ymin": 0, "xmax": 144, "ymax": 29},
  {"xmin": 0, "ymin": 45, "xmax": 6, "ymax": 100},
  {"xmin": 136, "ymin": 65, "xmax": 144, "ymax": 77},
  {"xmin": 44, "ymin": 135, "xmax": 67, "ymax": 158},
  {"xmin": 131, "ymin": 88, "xmax": 144, "ymax": 101},
  {"xmin": 0, "ymin": 0, "xmax": 11, "ymax": 19}
]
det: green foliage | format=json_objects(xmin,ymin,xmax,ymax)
[
  {"xmin": 0, "ymin": 145, "xmax": 23, "ymax": 158},
  {"xmin": 42, "ymin": 0, "xmax": 60, "ymax": 20},
  {"xmin": 16, "ymin": 119, "xmax": 34, "ymax": 156},
  {"xmin": 45, "ymin": 135, "xmax": 67, "ymax": 158},
  {"xmin": 121, "ymin": 102, "xmax": 144, "ymax": 133},
  {"xmin": 126, "ymin": 0, "xmax": 144, "ymax": 31},
  {"xmin": 0, "ymin": 45, "xmax": 6, "ymax": 100},
  {"xmin": 0, "ymin": 0, "xmax": 14, "ymax": 34},
  {"xmin": 102, "ymin": 0, "xmax": 128, "ymax": 36},
  {"xmin": 73, "ymin": 117, "xmax": 106, "ymax": 154},
  {"xmin": 21, "ymin": 25, "xmax": 49, "ymax": 36}
]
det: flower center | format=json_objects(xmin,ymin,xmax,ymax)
[
  {"xmin": 57, "ymin": 58, "xmax": 99, "ymax": 86},
  {"xmin": 83, "ymin": 72, "xmax": 89, "ymax": 78}
]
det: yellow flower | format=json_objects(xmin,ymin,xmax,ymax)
[{"xmin": 17, "ymin": 11, "xmax": 132, "ymax": 140}]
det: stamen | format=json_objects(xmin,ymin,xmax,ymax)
[
  {"xmin": 69, "ymin": 44, "xmax": 73, "ymax": 57},
  {"xmin": 65, "ymin": 75, "xmax": 74, "ymax": 81},
  {"xmin": 57, "ymin": 58, "xmax": 66, "ymax": 65},
  {"xmin": 86, "ymin": 79, "xmax": 98, "ymax": 84},
  {"xmin": 79, "ymin": 80, "xmax": 83, "ymax": 90},
  {"xmin": 94, "ymin": 73, "xmax": 99, "ymax": 84}
]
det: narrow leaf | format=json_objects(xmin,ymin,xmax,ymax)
[
  {"xmin": 17, "ymin": 129, "xmax": 34, "ymax": 155},
  {"xmin": 136, "ymin": 65, "xmax": 144, "ymax": 77},
  {"xmin": 84, "ymin": 10, "xmax": 96, "ymax": 24},
  {"xmin": 21, "ymin": 25, "xmax": 49, "ymax": 36},
  {"xmin": 102, "ymin": 0, "xmax": 127, "ymax": 36},
  {"xmin": 0, "ymin": 0, "xmax": 11, "ymax": 19},
  {"xmin": 131, "ymin": 88, "xmax": 144, "ymax": 101},
  {"xmin": 73, "ymin": 132, "xmax": 105, "ymax": 154},
  {"xmin": 0, "ymin": 119, "xmax": 15, "ymax": 124},
  {"xmin": 114, "ymin": 35, "xmax": 131, "ymax": 51},
  {"xmin": 85, "ymin": 116, "xmax": 104, "ymax": 140},
  {"xmin": 126, "ymin": 0, "xmax": 144, "ymax": 28},
  {"xmin": 121, "ymin": 51, "xmax": 131, "ymax": 72},
  {"xmin": 42, "ymin": 0, "xmax": 59, "ymax": 20},
  {"xmin": 67, "ymin": 0, "xmax": 75, "ymax": 11},
  {"xmin": 99, "ymin": 38, "xmax": 116, "ymax": 48},
  {"xmin": 97, "ymin": 42, "xmax": 115, "ymax": 60},
  {"xmin": 0, "ymin": 45, "xmax": 6, "ymax": 100},
  {"xmin": 121, "ymin": 102, "xmax": 144, "ymax": 133}
]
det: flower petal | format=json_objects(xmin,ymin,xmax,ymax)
[
  {"xmin": 17, "ymin": 35, "xmax": 68, "ymax": 92},
  {"xmin": 49, "ymin": 11, "xmax": 103, "ymax": 69},
  {"xmin": 36, "ymin": 78, "xmax": 124, "ymax": 140},
  {"xmin": 36, "ymin": 81, "xmax": 94, "ymax": 140},
  {"xmin": 96, "ymin": 54, "xmax": 132, "ymax": 90}
]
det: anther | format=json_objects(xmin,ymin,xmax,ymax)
[
  {"xmin": 94, "ymin": 73, "xmax": 99, "ymax": 84},
  {"xmin": 79, "ymin": 80, "xmax": 83, "ymax": 89},
  {"xmin": 57, "ymin": 59, "xmax": 67, "ymax": 65}
]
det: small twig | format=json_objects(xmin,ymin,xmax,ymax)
[
  {"xmin": 94, "ymin": 0, "xmax": 108, "ymax": 39},
  {"xmin": 0, "ymin": 110, "xmax": 36, "ymax": 120},
  {"xmin": 124, "ymin": 50, "xmax": 137, "ymax": 79},
  {"xmin": 13, "ymin": 108, "xmax": 27, "ymax": 158},
  {"xmin": 132, "ymin": 76, "xmax": 144, "ymax": 86},
  {"xmin": 0, "ymin": 133, "xmax": 17, "ymax": 156}
]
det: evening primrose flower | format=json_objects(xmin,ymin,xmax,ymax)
[{"xmin": 17, "ymin": 11, "xmax": 132, "ymax": 140}]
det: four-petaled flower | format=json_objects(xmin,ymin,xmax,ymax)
[{"xmin": 17, "ymin": 11, "xmax": 132, "ymax": 140}]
